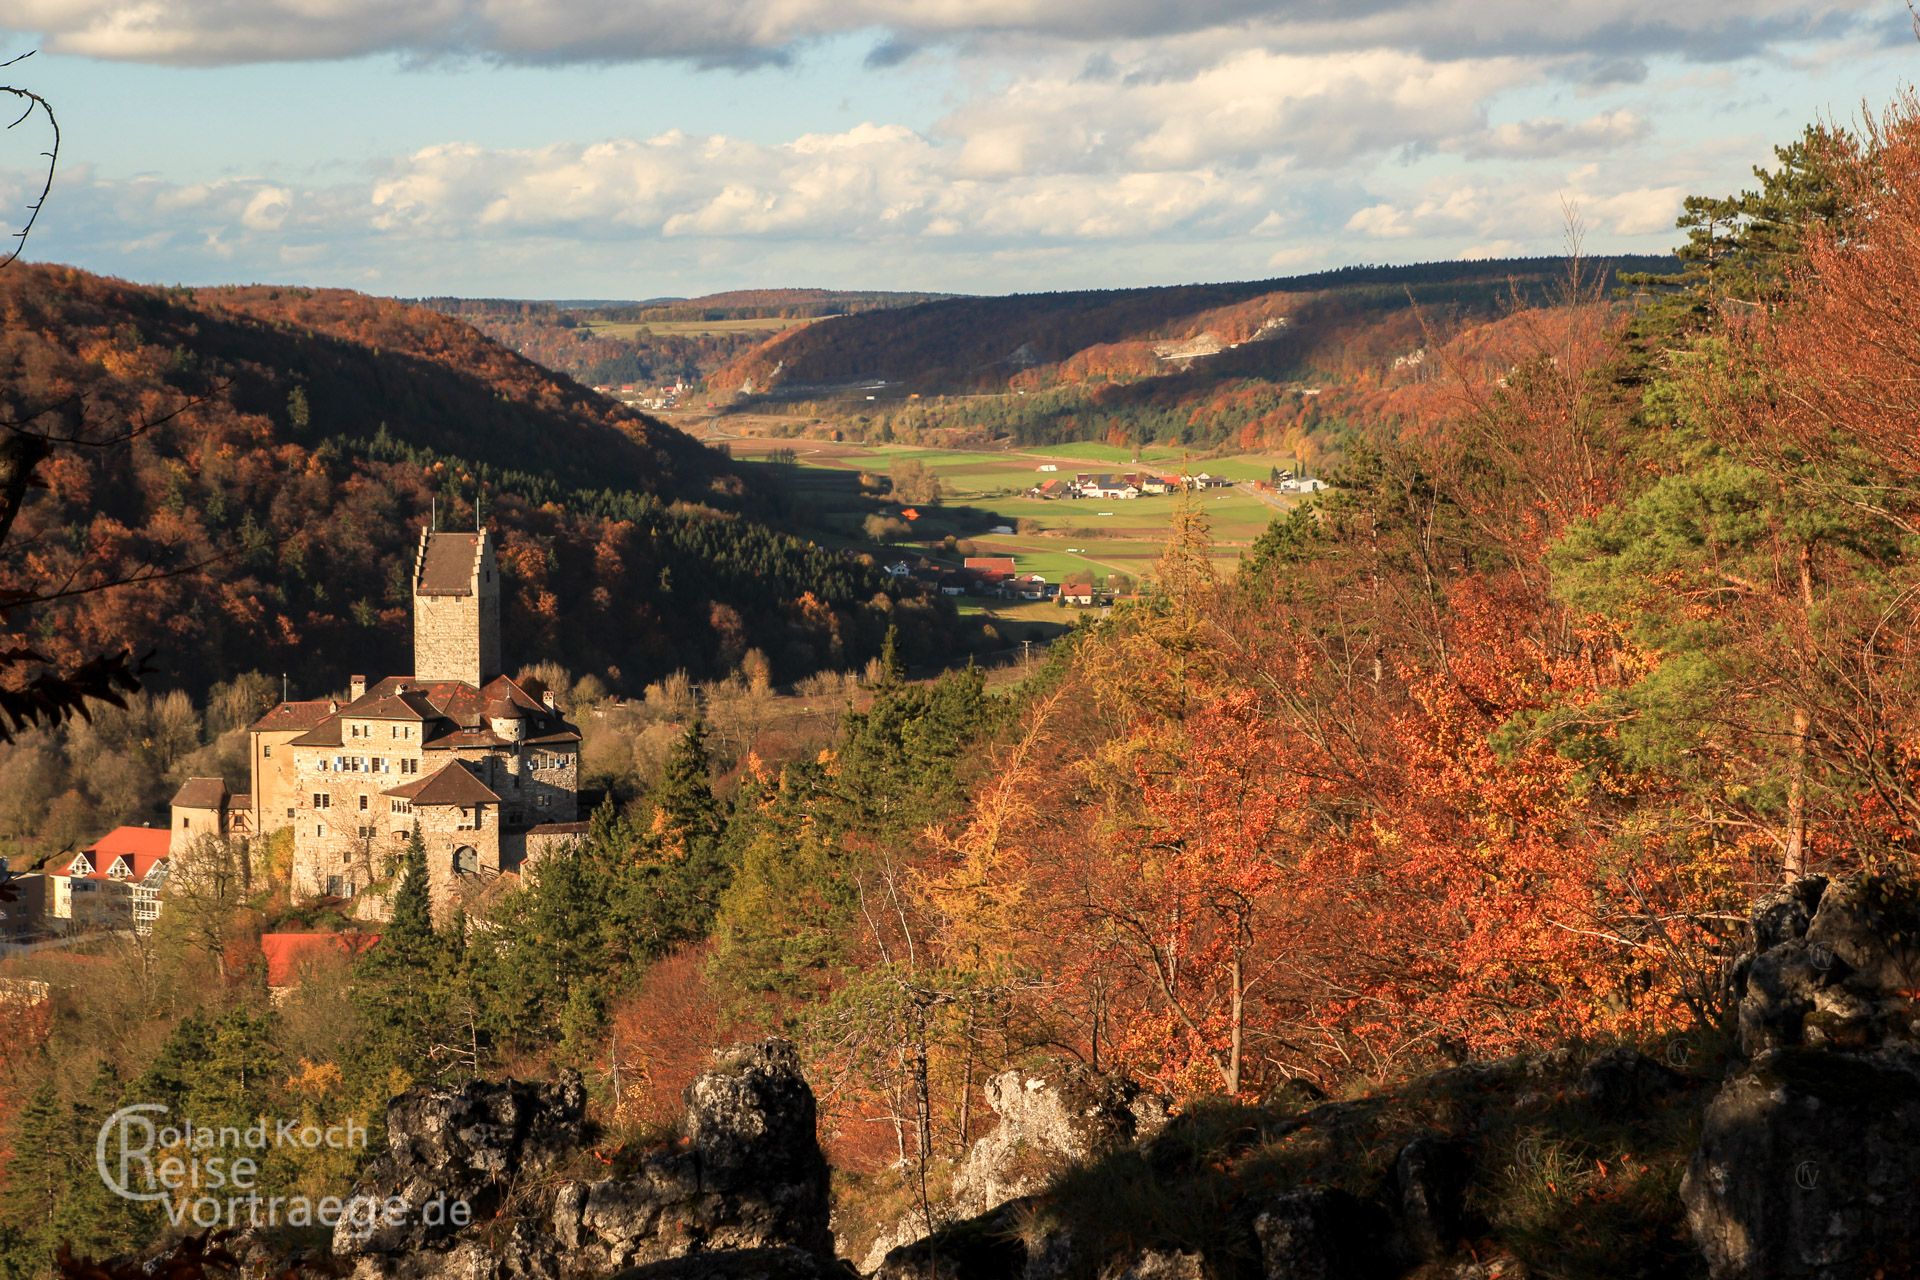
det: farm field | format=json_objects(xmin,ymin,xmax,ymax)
[{"xmin": 708, "ymin": 432, "xmax": 1301, "ymax": 588}]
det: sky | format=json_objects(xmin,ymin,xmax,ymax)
[{"xmin": 0, "ymin": 1, "xmax": 1914, "ymax": 299}]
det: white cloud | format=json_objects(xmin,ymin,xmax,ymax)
[
  {"xmin": 241, "ymin": 186, "xmax": 291, "ymax": 230},
  {"xmin": 1467, "ymin": 109, "xmax": 1651, "ymax": 158},
  {"xmin": 1, "ymin": 0, "xmax": 1889, "ymax": 66}
]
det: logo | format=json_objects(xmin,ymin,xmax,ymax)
[{"xmin": 95, "ymin": 1103, "xmax": 466, "ymax": 1236}]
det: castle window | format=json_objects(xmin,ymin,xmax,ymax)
[
  {"xmin": 358, "ymin": 795, "xmax": 369, "ymax": 811},
  {"xmin": 312, "ymin": 793, "xmax": 331, "ymax": 809},
  {"xmin": 263, "ymin": 745, "xmax": 271, "ymax": 757},
  {"xmin": 453, "ymin": 846, "xmax": 479, "ymax": 876}
]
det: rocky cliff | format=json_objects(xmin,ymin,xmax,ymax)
[
  {"xmin": 334, "ymin": 1040, "xmax": 833, "ymax": 1280},
  {"xmin": 117, "ymin": 874, "xmax": 1920, "ymax": 1280},
  {"xmin": 1684, "ymin": 873, "xmax": 1920, "ymax": 1279}
]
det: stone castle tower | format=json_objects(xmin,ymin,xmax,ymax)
[{"xmin": 412, "ymin": 528, "xmax": 501, "ymax": 686}]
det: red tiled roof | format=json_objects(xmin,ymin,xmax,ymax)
[
  {"xmin": 54, "ymin": 827, "xmax": 171, "ymax": 882},
  {"xmin": 250, "ymin": 700, "xmax": 335, "ymax": 733},
  {"xmin": 384, "ymin": 760, "xmax": 502, "ymax": 806},
  {"xmin": 87, "ymin": 826, "xmax": 171, "ymax": 860},
  {"xmin": 349, "ymin": 691, "xmax": 437, "ymax": 721},
  {"xmin": 260, "ymin": 932, "xmax": 379, "ymax": 988}
]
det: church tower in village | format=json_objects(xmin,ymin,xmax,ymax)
[{"xmin": 412, "ymin": 528, "xmax": 501, "ymax": 686}]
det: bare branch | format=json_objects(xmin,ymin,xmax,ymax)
[{"xmin": 0, "ymin": 50, "xmax": 58, "ymax": 270}]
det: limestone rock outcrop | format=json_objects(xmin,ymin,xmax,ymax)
[
  {"xmin": 1684, "ymin": 874, "xmax": 1920, "ymax": 1279},
  {"xmin": 949, "ymin": 1066, "xmax": 1168, "ymax": 1218},
  {"xmin": 336, "ymin": 1040, "xmax": 832, "ymax": 1280},
  {"xmin": 856, "ymin": 1066, "xmax": 1168, "ymax": 1273}
]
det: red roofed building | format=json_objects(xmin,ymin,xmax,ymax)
[
  {"xmin": 47, "ymin": 826, "xmax": 172, "ymax": 934},
  {"xmin": 260, "ymin": 931, "xmax": 380, "ymax": 996},
  {"xmin": 962, "ymin": 556, "xmax": 1018, "ymax": 591}
]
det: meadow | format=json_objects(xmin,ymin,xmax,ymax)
[{"xmin": 714, "ymin": 434, "xmax": 1299, "ymax": 591}]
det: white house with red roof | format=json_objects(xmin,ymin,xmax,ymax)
[
  {"xmin": 255, "ymin": 528, "xmax": 584, "ymax": 921},
  {"xmin": 46, "ymin": 826, "xmax": 172, "ymax": 934}
]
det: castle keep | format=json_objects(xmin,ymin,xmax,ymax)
[{"xmin": 250, "ymin": 528, "xmax": 583, "ymax": 918}]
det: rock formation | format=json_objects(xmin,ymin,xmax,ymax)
[
  {"xmin": 336, "ymin": 1039, "xmax": 832, "ymax": 1280},
  {"xmin": 1684, "ymin": 873, "xmax": 1920, "ymax": 1279},
  {"xmin": 949, "ymin": 1066, "xmax": 1169, "ymax": 1218},
  {"xmin": 856, "ymin": 1065, "xmax": 1167, "ymax": 1272}
]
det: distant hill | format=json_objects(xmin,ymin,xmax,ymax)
[
  {"xmin": 705, "ymin": 257, "xmax": 1678, "ymax": 453},
  {"xmin": 0, "ymin": 265, "xmax": 957, "ymax": 699},
  {"xmin": 421, "ymin": 290, "xmax": 953, "ymax": 389},
  {"xmin": 714, "ymin": 257, "xmax": 1674, "ymax": 397}
]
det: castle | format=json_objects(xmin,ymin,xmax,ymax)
[{"xmin": 243, "ymin": 528, "xmax": 584, "ymax": 918}]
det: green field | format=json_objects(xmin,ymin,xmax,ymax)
[
  {"xmin": 1028, "ymin": 440, "xmax": 1200, "ymax": 465},
  {"xmin": 722, "ymin": 435, "xmax": 1299, "ymax": 588}
]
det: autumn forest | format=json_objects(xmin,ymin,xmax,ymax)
[{"xmin": 6, "ymin": 85, "xmax": 1920, "ymax": 1280}]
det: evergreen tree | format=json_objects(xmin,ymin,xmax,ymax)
[
  {"xmin": 385, "ymin": 823, "xmax": 435, "ymax": 967},
  {"xmin": 1622, "ymin": 125, "xmax": 1859, "ymax": 340},
  {"xmin": 352, "ymin": 825, "xmax": 453, "ymax": 1076},
  {"xmin": 874, "ymin": 624, "xmax": 905, "ymax": 691},
  {"xmin": 1, "ymin": 1080, "xmax": 65, "ymax": 1277},
  {"xmin": 652, "ymin": 721, "xmax": 724, "ymax": 853}
]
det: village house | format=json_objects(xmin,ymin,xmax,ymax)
[
  {"xmin": 1078, "ymin": 475, "xmax": 1140, "ymax": 500},
  {"xmin": 250, "ymin": 528, "xmax": 586, "ymax": 921},
  {"xmin": 0, "ymin": 857, "xmax": 47, "ymax": 944},
  {"xmin": 45, "ymin": 826, "xmax": 171, "ymax": 934},
  {"xmin": 169, "ymin": 777, "xmax": 253, "ymax": 856},
  {"xmin": 961, "ymin": 555, "xmax": 1018, "ymax": 594},
  {"xmin": 1060, "ymin": 579, "xmax": 1097, "ymax": 606}
]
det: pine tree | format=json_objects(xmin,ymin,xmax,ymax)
[
  {"xmin": 1622, "ymin": 124, "xmax": 1858, "ymax": 340},
  {"xmin": 652, "ymin": 721, "xmax": 723, "ymax": 854},
  {"xmin": 353, "ymin": 824, "xmax": 449, "ymax": 1075},
  {"xmin": 875, "ymin": 624, "xmax": 905, "ymax": 691},
  {"xmin": 1, "ymin": 1080, "xmax": 65, "ymax": 1275},
  {"xmin": 385, "ymin": 823, "xmax": 435, "ymax": 968}
]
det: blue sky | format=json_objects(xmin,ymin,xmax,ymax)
[{"xmin": 1, "ymin": 1, "xmax": 1914, "ymax": 298}]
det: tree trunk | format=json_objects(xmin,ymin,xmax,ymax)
[
  {"xmin": 1227, "ymin": 956, "xmax": 1244, "ymax": 1096},
  {"xmin": 1785, "ymin": 542, "xmax": 1815, "ymax": 880}
]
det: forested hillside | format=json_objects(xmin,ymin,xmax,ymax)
[
  {"xmin": 422, "ymin": 289, "xmax": 949, "ymax": 389},
  {"xmin": 709, "ymin": 257, "xmax": 1677, "ymax": 460},
  {"xmin": 0, "ymin": 267, "xmax": 958, "ymax": 705},
  {"xmin": 8, "ymin": 100, "xmax": 1914, "ymax": 1280}
]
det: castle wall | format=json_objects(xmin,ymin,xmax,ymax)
[
  {"xmin": 288, "ymin": 746, "xmax": 423, "ymax": 900},
  {"xmin": 415, "ymin": 803, "xmax": 502, "ymax": 923},
  {"xmin": 285, "ymin": 738, "xmax": 564, "ymax": 913},
  {"xmin": 251, "ymin": 729, "xmax": 306, "ymax": 837}
]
